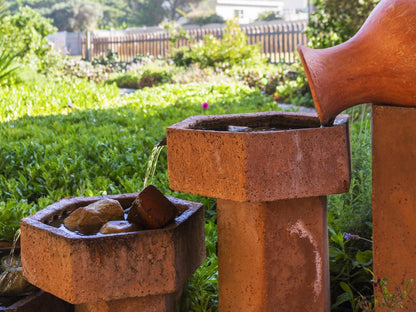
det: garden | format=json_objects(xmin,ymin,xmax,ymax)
[{"xmin": 0, "ymin": 0, "xmax": 404, "ymax": 311}]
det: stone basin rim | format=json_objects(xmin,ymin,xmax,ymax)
[
  {"xmin": 167, "ymin": 111, "xmax": 349, "ymax": 133},
  {"xmin": 21, "ymin": 193, "xmax": 199, "ymax": 239}
]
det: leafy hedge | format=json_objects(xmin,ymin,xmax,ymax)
[
  {"xmin": 0, "ymin": 77, "xmax": 373, "ymax": 311},
  {"xmin": 0, "ymin": 79, "xmax": 279, "ymax": 241}
]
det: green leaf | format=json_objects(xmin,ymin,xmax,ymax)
[
  {"xmin": 332, "ymin": 292, "xmax": 352, "ymax": 308},
  {"xmin": 340, "ymin": 282, "xmax": 354, "ymax": 300},
  {"xmin": 355, "ymin": 250, "xmax": 373, "ymax": 266}
]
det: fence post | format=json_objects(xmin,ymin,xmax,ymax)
[{"xmin": 86, "ymin": 31, "xmax": 91, "ymax": 61}]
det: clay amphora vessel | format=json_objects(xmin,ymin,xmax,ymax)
[{"xmin": 298, "ymin": 0, "xmax": 416, "ymax": 125}]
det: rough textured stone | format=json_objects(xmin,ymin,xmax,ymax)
[
  {"xmin": 127, "ymin": 185, "xmax": 178, "ymax": 229},
  {"xmin": 64, "ymin": 199, "xmax": 124, "ymax": 235},
  {"xmin": 372, "ymin": 105, "xmax": 416, "ymax": 311},
  {"xmin": 167, "ymin": 111, "xmax": 351, "ymax": 311},
  {"xmin": 167, "ymin": 111, "xmax": 351, "ymax": 202},
  {"xmin": 99, "ymin": 220, "xmax": 140, "ymax": 234},
  {"xmin": 217, "ymin": 197, "xmax": 330, "ymax": 312},
  {"xmin": 20, "ymin": 194, "xmax": 205, "ymax": 306},
  {"xmin": 75, "ymin": 293, "xmax": 177, "ymax": 312}
]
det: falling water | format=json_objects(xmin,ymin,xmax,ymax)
[
  {"xmin": 5, "ymin": 229, "xmax": 20, "ymax": 268},
  {"xmin": 143, "ymin": 144, "xmax": 165, "ymax": 188}
]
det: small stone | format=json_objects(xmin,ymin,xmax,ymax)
[
  {"xmin": 91, "ymin": 198, "xmax": 124, "ymax": 221},
  {"xmin": 127, "ymin": 185, "xmax": 179, "ymax": 229},
  {"xmin": 64, "ymin": 199, "xmax": 124, "ymax": 235},
  {"xmin": 99, "ymin": 220, "xmax": 141, "ymax": 234}
]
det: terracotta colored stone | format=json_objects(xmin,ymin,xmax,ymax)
[
  {"xmin": 167, "ymin": 111, "xmax": 351, "ymax": 202},
  {"xmin": 217, "ymin": 197, "xmax": 330, "ymax": 312},
  {"xmin": 127, "ymin": 185, "xmax": 179, "ymax": 229},
  {"xmin": 372, "ymin": 105, "xmax": 416, "ymax": 310},
  {"xmin": 63, "ymin": 198, "xmax": 124, "ymax": 235},
  {"xmin": 99, "ymin": 220, "xmax": 140, "ymax": 234},
  {"xmin": 20, "ymin": 194, "xmax": 205, "ymax": 308},
  {"xmin": 167, "ymin": 111, "xmax": 351, "ymax": 311},
  {"xmin": 74, "ymin": 293, "xmax": 179, "ymax": 312},
  {"xmin": 298, "ymin": 0, "xmax": 416, "ymax": 125}
]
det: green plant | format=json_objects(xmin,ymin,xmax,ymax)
[
  {"xmin": 256, "ymin": 10, "xmax": 282, "ymax": 21},
  {"xmin": 307, "ymin": 0, "xmax": 380, "ymax": 48},
  {"xmin": 328, "ymin": 105, "xmax": 372, "ymax": 239},
  {"xmin": 91, "ymin": 49, "xmax": 128, "ymax": 72},
  {"xmin": 105, "ymin": 64, "xmax": 174, "ymax": 89},
  {"xmin": 0, "ymin": 6, "xmax": 59, "ymax": 73},
  {"xmin": 329, "ymin": 229, "xmax": 373, "ymax": 312},
  {"xmin": 172, "ymin": 18, "xmax": 266, "ymax": 69},
  {"xmin": 0, "ymin": 42, "xmax": 20, "ymax": 85},
  {"xmin": 373, "ymin": 277, "xmax": 414, "ymax": 311}
]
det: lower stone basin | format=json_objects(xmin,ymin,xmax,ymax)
[
  {"xmin": 20, "ymin": 193, "xmax": 205, "ymax": 307},
  {"xmin": 167, "ymin": 111, "xmax": 351, "ymax": 202}
]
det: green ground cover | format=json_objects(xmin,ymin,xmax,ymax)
[
  {"xmin": 0, "ymin": 6, "xmax": 377, "ymax": 310},
  {"xmin": 0, "ymin": 76, "xmax": 373, "ymax": 311}
]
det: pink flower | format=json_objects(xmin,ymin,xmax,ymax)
[{"xmin": 201, "ymin": 102, "xmax": 209, "ymax": 110}]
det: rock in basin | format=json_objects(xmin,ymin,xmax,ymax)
[
  {"xmin": 64, "ymin": 198, "xmax": 124, "ymax": 235},
  {"xmin": 19, "ymin": 193, "xmax": 205, "ymax": 305}
]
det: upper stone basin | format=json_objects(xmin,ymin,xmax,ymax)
[
  {"xmin": 167, "ymin": 111, "xmax": 351, "ymax": 202},
  {"xmin": 20, "ymin": 193, "xmax": 205, "ymax": 305}
]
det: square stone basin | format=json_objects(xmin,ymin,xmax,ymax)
[
  {"xmin": 20, "ymin": 193, "xmax": 205, "ymax": 305},
  {"xmin": 167, "ymin": 111, "xmax": 351, "ymax": 202}
]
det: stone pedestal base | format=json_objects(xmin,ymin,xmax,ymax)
[
  {"xmin": 373, "ymin": 104, "xmax": 416, "ymax": 310},
  {"xmin": 217, "ymin": 197, "xmax": 330, "ymax": 312},
  {"xmin": 75, "ymin": 293, "xmax": 177, "ymax": 312}
]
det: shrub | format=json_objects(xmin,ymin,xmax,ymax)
[
  {"xmin": 172, "ymin": 19, "xmax": 266, "ymax": 69},
  {"xmin": 185, "ymin": 11, "xmax": 225, "ymax": 26},
  {"xmin": 308, "ymin": 0, "xmax": 380, "ymax": 48},
  {"xmin": 105, "ymin": 64, "xmax": 174, "ymax": 89},
  {"xmin": 62, "ymin": 58, "xmax": 112, "ymax": 82},
  {"xmin": 0, "ymin": 6, "xmax": 60, "ymax": 73},
  {"xmin": 91, "ymin": 50, "xmax": 128, "ymax": 72}
]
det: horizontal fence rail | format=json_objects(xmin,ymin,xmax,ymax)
[{"xmin": 82, "ymin": 21, "xmax": 308, "ymax": 64}]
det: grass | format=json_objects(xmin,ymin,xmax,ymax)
[{"xmin": 0, "ymin": 74, "xmax": 373, "ymax": 311}]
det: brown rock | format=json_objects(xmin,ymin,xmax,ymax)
[
  {"xmin": 64, "ymin": 199, "xmax": 124, "ymax": 235},
  {"xmin": 99, "ymin": 220, "xmax": 140, "ymax": 234},
  {"xmin": 127, "ymin": 185, "xmax": 179, "ymax": 229},
  {"xmin": 92, "ymin": 199, "xmax": 125, "ymax": 221}
]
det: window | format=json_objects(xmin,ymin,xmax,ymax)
[{"xmin": 234, "ymin": 9, "xmax": 244, "ymax": 19}]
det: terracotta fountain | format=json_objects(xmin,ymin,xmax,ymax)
[
  {"xmin": 20, "ymin": 193, "xmax": 205, "ymax": 312},
  {"xmin": 298, "ymin": 0, "xmax": 416, "ymax": 309},
  {"xmin": 167, "ymin": 111, "xmax": 351, "ymax": 311}
]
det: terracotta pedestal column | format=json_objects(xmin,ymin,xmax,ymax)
[
  {"xmin": 372, "ymin": 104, "xmax": 416, "ymax": 309},
  {"xmin": 217, "ymin": 197, "xmax": 329, "ymax": 311},
  {"xmin": 167, "ymin": 111, "xmax": 352, "ymax": 311}
]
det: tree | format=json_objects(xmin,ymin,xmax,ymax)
[
  {"xmin": 41, "ymin": 0, "xmax": 103, "ymax": 32},
  {"xmin": 133, "ymin": 0, "xmax": 165, "ymax": 26},
  {"xmin": 307, "ymin": 0, "xmax": 380, "ymax": 48},
  {"xmin": 164, "ymin": 0, "xmax": 204, "ymax": 21}
]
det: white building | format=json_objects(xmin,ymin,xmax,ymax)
[
  {"xmin": 216, "ymin": 0, "xmax": 308, "ymax": 24},
  {"xmin": 216, "ymin": 0, "xmax": 284, "ymax": 24}
]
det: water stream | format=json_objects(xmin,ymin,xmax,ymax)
[{"xmin": 143, "ymin": 144, "xmax": 165, "ymax": 188}]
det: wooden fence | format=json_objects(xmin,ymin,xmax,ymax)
[{"xmin": 82, "ymin": 21, "xmax": 308, "ymax": 64}]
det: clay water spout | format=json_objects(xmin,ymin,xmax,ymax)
[{"xmin": 298, "ymin": 0, "xmax": 416, "ymax": 125}]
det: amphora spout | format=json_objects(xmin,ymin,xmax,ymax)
[{"xmin": 298, "ymin": 0, "xmax": 416, "ymax": 125}]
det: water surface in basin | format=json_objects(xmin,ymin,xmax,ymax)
[{"xmin": 191, "ymin": 114, "xmax": 323, "ymax": 132}]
